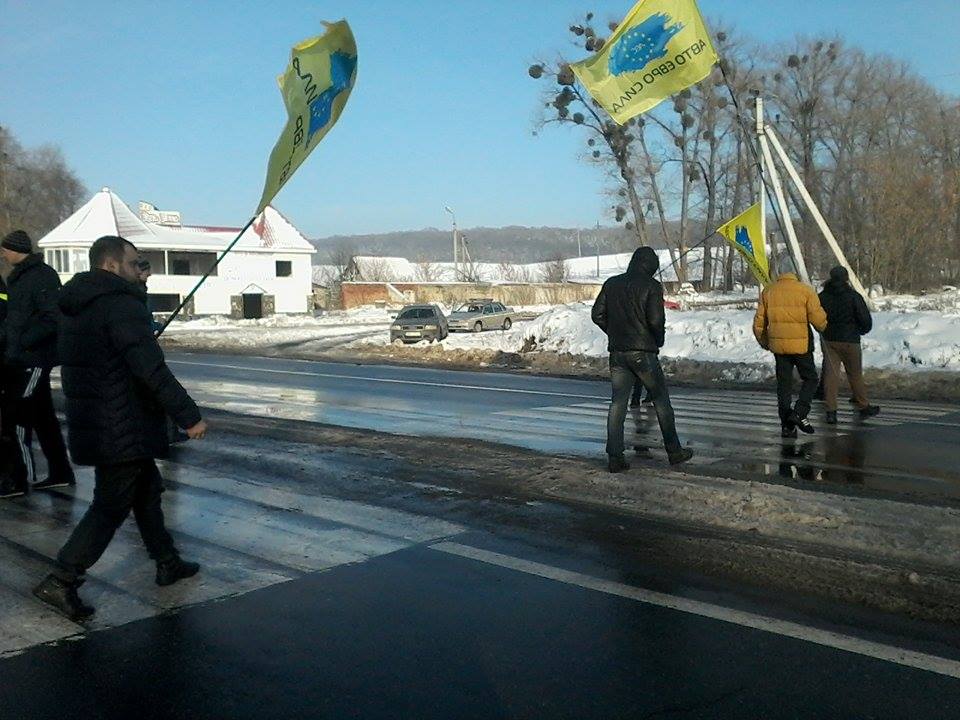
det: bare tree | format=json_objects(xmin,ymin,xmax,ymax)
[
  {"xmin": 414, "ymin": 256, "xmax": 441, "ymax": 282},
  {"xmin": 539, "ymin": 254, "xmax": 569, "ymax": 283},
  {"xmin": 362, "ymin": 257, "xmax": 396, "ymax": 282},
  {"xmin": 326, "ymin": 241, "xmax": 355, "ymax": 282},
  {"xmin": 0, "ymin": 125, "xmax": 86, "ymax": 242}
]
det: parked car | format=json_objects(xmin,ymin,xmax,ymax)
[
  {"xmin": 448, "ymin": 299, "xmax": 515, "ymax": 332},
  {"xmin": 390, "ymin": 304, "xmax": 449, "ymax": 344}
]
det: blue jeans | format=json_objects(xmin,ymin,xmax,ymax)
[{"xmin": 607, "ymin": 351, "xmax": 682, "ymax": 457}]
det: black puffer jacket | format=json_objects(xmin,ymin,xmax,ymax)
[
  {"xmin": 3, "ymin": 253, "xmax": 61, "ymax": 368},
  {"xmin": 58, "ymin": 270, "xmax": 201, "ymax": 466},
  {"xmin": 591, "ymin": 247, "xmax": 666, "ymax": 353},
  {"xmin": 818, "ymin": 279, "xmax": 872, "ymax": 344},
  {"xmin": 0, "ymin": 275, "xmax": 8, "ymax": 357}
]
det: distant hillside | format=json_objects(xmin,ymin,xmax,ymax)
[{"xmin": 310, "ymin": 224, "xmax": 679, "ymax": 264}]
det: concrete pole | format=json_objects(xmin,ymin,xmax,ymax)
[
  {"xmin": 765, "ymin": 123, "xmax": 871, "ymax": 300},
  {"xmin": 755, "ymin": 99, "xmax": 767, "ymax": 276},
  {"xmin": 758, "ymin": 132, "xmax": 809, "ymax": 283}
]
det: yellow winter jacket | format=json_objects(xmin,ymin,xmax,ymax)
[{"xmin": 753, "ymin": 274, "xmax": 828, "ymax": 355}]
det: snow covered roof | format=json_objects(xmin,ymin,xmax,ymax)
[
  {"xmin": 38, "ymin": 187, "xmax": 314, "ymax": 255},
  {"xmin": 337, "ymin": 249, "xmax": 707, "ymax": 284}
]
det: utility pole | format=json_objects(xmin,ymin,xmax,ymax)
[
  {"xmin": 595, "ymin": 222, "xmax": 601, "ymax": 278},
  {"xmin": 444, "ymin": 206, "xmax": 458, "ymax": 279},
  {"xmin": 576, "ymin": 229, "xmax": 582, "ymax": 258}
]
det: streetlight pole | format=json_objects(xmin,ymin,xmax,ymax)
[
  {"xmin": 595, "ymin": 222, "xmax": 601, "ymax": 278},
  {"xmin": 444, "ymin": 205, "xmax": 458, "ymax": 279}
]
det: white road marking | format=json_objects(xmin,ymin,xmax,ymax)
[{"xmin": 432, "ymin": 541, "xmax": 960, "ymax": 680}]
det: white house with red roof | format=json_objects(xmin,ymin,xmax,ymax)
[{"xmin": 38, "ymin": 188, "xmax": 316, "ymax": 318}]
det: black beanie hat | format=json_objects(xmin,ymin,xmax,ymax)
[
  {"xmin": 1, "ymin": 229, "xmax": 33, "ymax": 254},
  {"xmin": 829, "ymin": 266, "xmax": 849, "ymax": 283}
]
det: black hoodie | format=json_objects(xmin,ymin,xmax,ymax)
[
  {"xmin": 58, "ymin": 269, "xmax": 200, "ymax": 466},
  {"xmin": 591, "ymin": 247, "xmax": 666, "ymax": 353},
  {"xmin": 818, "ymin": 278, "xmax": 872, "ymax": 344},
  {"xmin": 4, "ymin": 253, "xmax": 62, "ymax": 368}
]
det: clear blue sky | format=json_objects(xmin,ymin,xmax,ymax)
[{"xmin": 2, "ymin": 0, "xmax": 958, "ymax": 238}]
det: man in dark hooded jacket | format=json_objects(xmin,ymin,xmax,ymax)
[
  {"xmin": 818, "ymin": 266, "xmax": 880, "ymax": 424},
  {"xmin": 0, "ymin": 230, "xmax": 74, "ymax": 497},
  {"xmin": 33, "ymin": 235, "xmax": 208, "ymax": 621},
  {"xmin": 591, "ymin": 247, "xmax": 692, "ymax": 472}
]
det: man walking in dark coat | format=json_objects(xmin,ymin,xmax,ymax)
[
  {"xmin": 592, "ymin": 246, "xmax": 693, "ymax": 472},
  {"xmin": 33, "ymin": 235, "xmax": 208, "ymax": 620},
  {"xmin": 0, "ymin": 273, "xmax": 13, "ymax": 489},
  {"xmin": 818, "ymin": 266, "xmax": 880, "ymax": 424},
  {"xmin": 0, "ymin": 230, "xmax": 73, "ymax": 498}
]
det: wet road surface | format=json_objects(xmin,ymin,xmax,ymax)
[
  {"xmin": 3, "ymin": 430, "xmax": 960, "ymax": 719},
  {"xmin": 165, "ymin": 352, "xmax": 960, "ymax": 501}
]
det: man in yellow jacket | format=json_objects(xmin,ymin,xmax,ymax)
[{"xmin": 753, "ymin": 273, "xmax": 828, "ymax": 437}]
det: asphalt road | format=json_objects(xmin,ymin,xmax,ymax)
[
  {"xmin": 3, "ymin": 424, "xmax": 960, "ymax": 719},
  {"xmin": 167, "ymin": 351, "xmax": 960, "ymax": 501}
]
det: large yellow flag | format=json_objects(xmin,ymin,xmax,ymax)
[
  {"xmin": 718, "ymin": 202, "xmax": 771, "ymax": 286},
  {"xmin": 571, "ymin": 0, "xmax": 717, "ymax": 124},
  {"xmin": 257, "ymin": 21, "xmax": 357, "ymax": 214}
]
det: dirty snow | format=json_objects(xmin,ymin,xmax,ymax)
[{"xmin": 162, "ymin": 289, "xmax": 960, "ymax": 371}]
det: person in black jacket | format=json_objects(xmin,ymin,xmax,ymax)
[
  {"xmin": 0, "ymin": 273, "xmax": 13, "ymax": 490},
  {"xmin": 591, "ymin": 247, "xmax": 692, "ymax": 472},
  {"xmin": 33, "ymin": 235, "xmax": 208, "ymax": 621},
  {"xmin": 0, "ymin": 230, "xmax": 74, "ymax": 498},
  {"xmin": 818, "ymin": 266, "xmax": 880, "ymax": 424}
]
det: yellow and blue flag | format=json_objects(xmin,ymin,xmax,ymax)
[
  {"xmin": 718, "ymin": 202, "xmax": 770, "ymax": 286},
  {"xmin": 257, "ymin": 20, "xmax": 357, "ymax": 214},
  {"xmin": 571, "ymin": 0, "xmax": 717, "ymax": 124}
]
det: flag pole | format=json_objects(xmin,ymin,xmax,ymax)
[
  {"xmin": 155, "ymin": 214, "xmax": 258, "ymax": 337},
  {"xmin": 717, "ymin": 61, "xmax": 796, "ymax": 278}
]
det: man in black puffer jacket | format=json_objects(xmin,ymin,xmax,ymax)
[
  {"xmin": 818, "ymin": 266, "xmax": 880, "ymax": 424},
  {"xmin": 33, "ymin": 235, "xmax": 208, "ymax": 621},
  {"xmin": 0, "ymin": 230, "xmax": 73, "ymax": 497},
  {"xmin": 592, "ymin": 246, "xmax": 692, "ymax": 472}
]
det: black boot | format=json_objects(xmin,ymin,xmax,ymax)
[
  {"xmin": 33, "ymin": 575, "xmax": 95, "ymax": 621},
  {"xmin": 668, "ymin": 448, "xmax": 694, "ymax": 465},
  {"xmin": 825, "ymin": 411, "xmax": 838, "ymax": 425},
  {"xmin": 156, "ymin": 557, "xmax": 200, "ymax": 587},
  {"xmin": 33, "ymin": 471, "xmax": 77, "ymax": 491},
  {"xmin": 789, "ymin": 411, "xmax": 815, "ymax": 435},
  {"xmin": 0, "ymin": 478, "xmax": 27, "ymax": 499},
  {"xmin": 607, "ymin": 455, "xmax": 630, "ymax": 473},
  {"xmin": 859, "ymin": 405, "xmax": 881, "ymax": 420}
]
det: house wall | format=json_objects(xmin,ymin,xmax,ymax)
[
  {"xmin": 47, "ymin": 248, "xmax": 314, "ymax": 315},
  {"xmin": 340, "ymin": 282, "xmax": 603, "ymax": 309}
]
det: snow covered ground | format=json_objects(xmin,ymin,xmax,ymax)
[{"xmin": 162, "ymin": 290, "xmax": 960, "ymax": 372}]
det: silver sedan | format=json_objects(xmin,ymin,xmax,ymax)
[{"xmin": 447, "ymin": 300, "xmax": 514, "ymax": 332}]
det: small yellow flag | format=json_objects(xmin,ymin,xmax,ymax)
[
  {"xmin": 571, "ymin": 0, "xmax": 718, "ymax": 125},
  {"xmin": 257, "ymin": 21, "xmax": 357, "ymax": 214},
  {"xmin": 717, "ymin": 202, "xmax": 771, "ymax": 286}
]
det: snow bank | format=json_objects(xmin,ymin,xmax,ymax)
[
  {"xmin": 161, "ymin": 294, "xmax": 960, "ymax": 372},
  {"xmin": 509, "ymin": 303, "xmax": 960, "ymax": 371}
]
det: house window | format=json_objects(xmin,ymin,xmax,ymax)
[
  {"xmin": 47, "ymin": 249, "xmax": 71, "ymax": 273},
  {"xmin": 139, "ymin": 251, "xmax": 166, "ymax": 275},
  {"xmin": 147, "ymin": 294, "xmax": 181, "ymax": 313},
  {"xmin": 276, "ymin": 260, "xmax": 292, "ymax": 277},
  {"xmin": 168, "ymin": 252, "xmax": 218, "ymax": 276}
]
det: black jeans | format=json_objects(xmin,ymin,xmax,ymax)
[
  {"xmin": 8, "ymin": 367, "xmax": 72, "ymax": 486},
  {"xmin": 55, "ymin": 458, "xmax": 177, "ymax": 583},
  {"xmin": 774, "ymin": 352, "xmax": 819, "ymax": 424},
  {"xmin": 607, "ymin": 351, "xmax": 682, "ymax": 456}
]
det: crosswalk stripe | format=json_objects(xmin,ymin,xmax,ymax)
[
  {"xmin": 535, "ymin": 402, "xmax": 941, "ymax": 428},
  {"xmin": 0, "ymin": 461, "xmax": 467, "ymax": 655}
]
